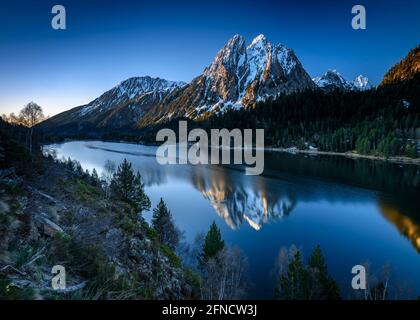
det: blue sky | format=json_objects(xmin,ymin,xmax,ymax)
[{"xmin": 0, "ymin": 0, "xmax": 419, "ymax": 117}]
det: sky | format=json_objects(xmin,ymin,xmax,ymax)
[{"xmin": 0, "ymin": 0, "xmax": 419, "ymax": 117}]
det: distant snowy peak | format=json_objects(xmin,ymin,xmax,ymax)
[
  {"xmin": 313, "ymin": 70, "xmax": 370, "ymax": 91},
  {"xmin": 79, "ymin": 76, "xmax": 186, "ymax": 116},
  {"xmin": 313, "ymin": 69, "xmax": 348, "ymax": 89},
  {"xmin": 352, "ymin": 75, "xmax": 370, "ymax": 90}
]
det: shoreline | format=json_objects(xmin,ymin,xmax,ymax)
[
  {"xmin": 267, "ymin": 147, "xmax": 420, "ymax": 165},
  {"xmin": 43, "ymin": 138, "xmax": 420, "ymax": 166}
]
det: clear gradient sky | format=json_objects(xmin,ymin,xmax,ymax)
[{"xmin": 0, "ymin": 0, "xmax": 419, "ymax": 117}]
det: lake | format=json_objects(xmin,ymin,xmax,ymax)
[{"xmin": 44, "ymin": 140, "xmax": 420, "ymax": 299}]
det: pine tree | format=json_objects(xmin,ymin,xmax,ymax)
[
  {"xmin": 405, "ymin": 143, "xmax": 418, "ymax": 158},
  {"xmin": 152, "ymin": 198, "xmax": 180, "ymax": 250},
  {"xmin": 276, "ymin": 250, "xmax": 308, "ymax": 300},
  {"xmin": 199, "ymin": 221, "xmax": 225, "ymax": 266},
  {"xmin": 91, "ymin": 168, "xmax": 100, "ymax": 186},
  {"xmin": 307, "ymin": 245, "xmax": 341, "ymax": 300},
  {"xmin": 111, "ymin": 159, "xmax": 151, "ymax": 213},
  {"xmin": 275, "ymin": 245, "xmax": 341, "ymax": 300},
  {"xmin": 133, "ymin": 171, "xmax": 151, "ymax": 212}
]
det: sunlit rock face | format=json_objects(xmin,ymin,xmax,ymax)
[
  {"xmin": 380, "ymin": 45, "xmax": 420, "ymax": 86},
  {"xmin": 190, "ymin": 169, "xmax": 295, "ymax": 230}
]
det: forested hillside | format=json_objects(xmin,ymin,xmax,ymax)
[{"xmin": 199, "ymin": 72, "xmax": 420, "ymax": 158}]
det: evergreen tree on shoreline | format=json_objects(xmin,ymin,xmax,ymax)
[
  {"xmin": 275, "ymin": 245, "xmax": 341, "ymax": 300},
  {"xmin": 199, "ymin": 221, "xmax": 225, "ymax": 267},
  {"xmin": 111, "ymin": 159, "xmax": 150, "ymax": 213},
  {"xmin": 152, "ymin": 198, "xmax": 180, "ymax": 250}
]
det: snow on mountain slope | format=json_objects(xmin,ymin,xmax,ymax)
[{"xmin": 78, "ymin": 76, "xmax": 186, "ymax": 117}]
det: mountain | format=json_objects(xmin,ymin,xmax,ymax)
[
  {"xmin": 138, "ymin": 34, "xmax": 314, "ymax": 126},
  {"xmin": 381, "ymin": 45, "xmax": 420, "ymax": 86},
  {"xmin": 39, "ymin": 76, "xmax": 186, "ymax": 135},
  {"xmin": 39, "ymin": 35, "xmax": 379, "ymax": 137},
  {"xmin": 352, "ymin": 75, "xmax": 370, "ymax": 90},
  {"xmin": 313, "ymin": 69, "xmax": 370, "ymax": 91}
]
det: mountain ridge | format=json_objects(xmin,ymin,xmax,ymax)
[
  {"xmin": 39, "ymin": 76, "xmax": 186, "ymax": 134},
  {"xmin": 138, "ymin": 34, "xmax": 314, "ymax": 126}
]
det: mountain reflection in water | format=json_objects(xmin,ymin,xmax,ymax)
[
  {"xmin": 190, "ymin": 167, "xmax": 296, "ymax": 230},
  {"xmin": 378, "ymin": 199, "xmax": 420, "ymax": 253}
]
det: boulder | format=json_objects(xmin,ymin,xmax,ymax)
[{"xmin": 35, "ymin": 213, "xmax": 64, "ymax": 237}]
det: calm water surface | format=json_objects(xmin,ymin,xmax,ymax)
[{"xmin": 44, "ymin": 141, "xmax": 420, "ymax": 299}]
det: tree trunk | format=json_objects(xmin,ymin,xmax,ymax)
[{"xmin": 28, "ymin": 127, "xmax": 33, "ymax": 153}]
